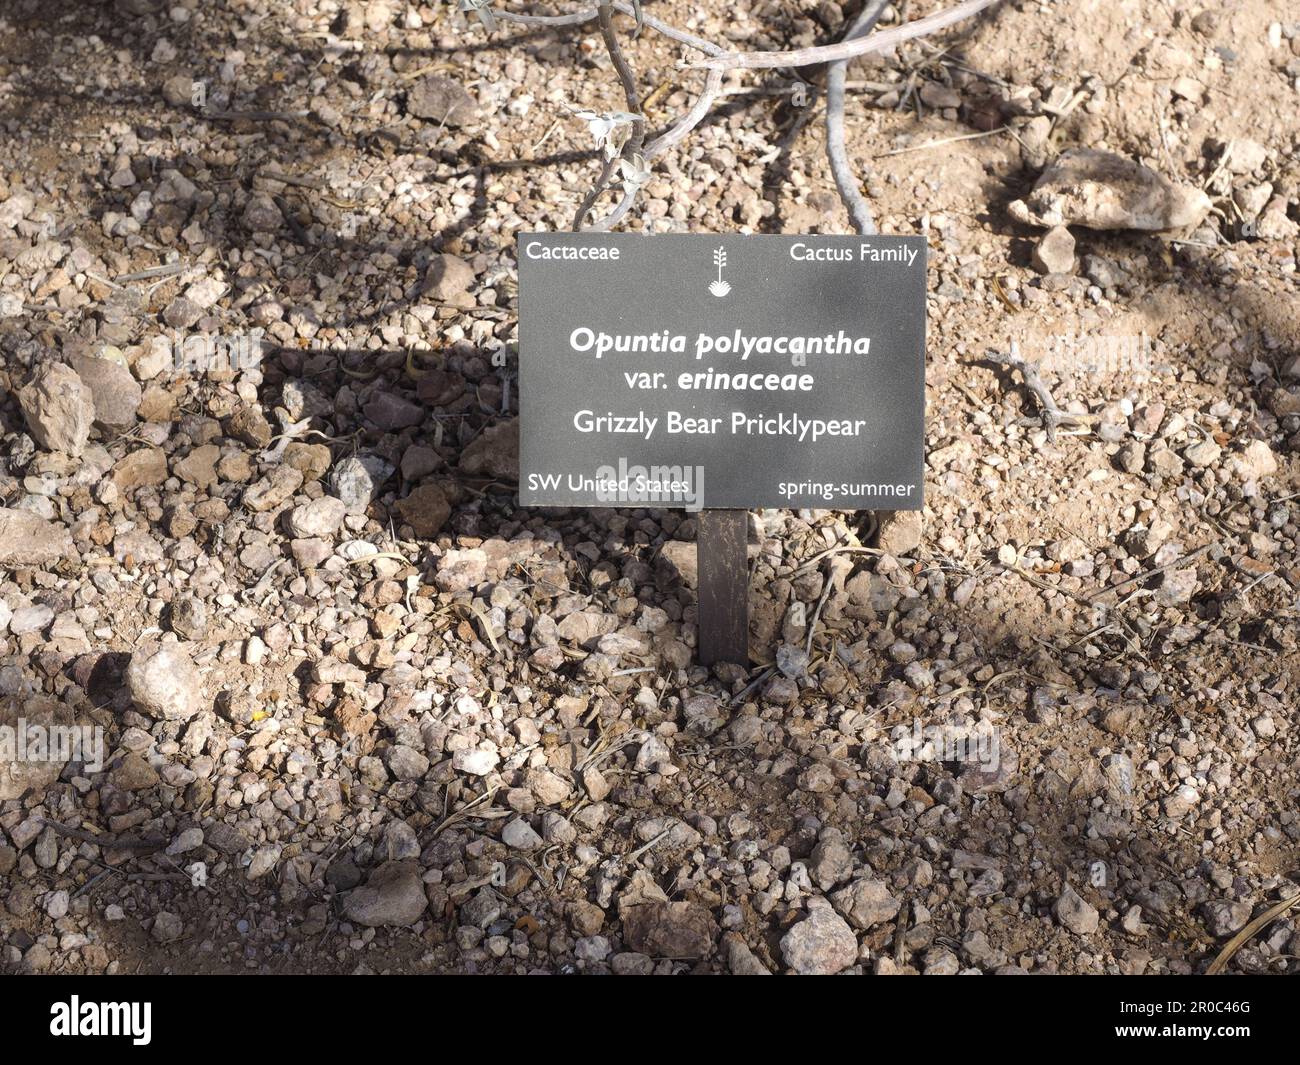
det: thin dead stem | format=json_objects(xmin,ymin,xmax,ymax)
[
  {"xmin": 827, "ymin": 0, "xmax": 891, "ymax": 235},
  {"xmin": 691, "ymin": 0, "xmax": 1000, "ymax": 70}
]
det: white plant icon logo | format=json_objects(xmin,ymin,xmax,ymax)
[{"xmin": 709, "ymin": 246, "xmax": 730, "ymax": 297}]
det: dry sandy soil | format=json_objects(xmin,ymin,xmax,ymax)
[{"xmin": 0, "ymin": 0, "xmax": 1298, "ymax": 975}]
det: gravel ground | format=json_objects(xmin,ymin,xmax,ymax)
[{"xmin": 1, "ymin": 0, "xmax": 1298, "ymax": 975}]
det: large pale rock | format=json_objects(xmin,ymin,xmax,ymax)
[
  {"xmin": 435, "ymin": 548, "xmax": 488, "ymax": 593},
  {"xmin": 18, "ymin": 363, "xmax": 94, "ymax": 456},
  {"xmin": 330, "ymin": 453, "xmax": 395, "ymax": 514},
  {"xmin": 1054, "ymin": 884, "xmax": 1099, "ymax": 935},
  {"xmin": 831, "ymin": 878, "xmax": 901, "ymax": 930},
  {"xmin": 1032, "ymin": 225, "xmax": 1076, "ymax": 274},
  {"xmin": 780, "ymin": 898, "xmax": 858, "ymax": 974},
  {"xmin": 1230, "ymin": 440, "xmax": 1278, "ymax": 482},
  {"xmin": 69, "ymin": 352, "xmax": 141, "ymax": 430},
  {"xmin": 126, "ymin": 642, "xmax": 205, "ymax": 721},
  {"xmin": 0, "ymin": 509, "xmax": 74, "ymax": 567},
  {"xmin": 1009, "ymin": 149, "xmax": 1211, "ymax": 231},
  {"xmin": 286, "ymin": 495, "xmax": 348, "ymax": 538},
  {"xmin": 657, "ymin": 540, "xmax": 698, "ymax": 588},
  {"xmin": 243, "ymin": 466, "xmax": 303, "ymax": 512},
  {"xmin": 424, "ymin": 253, "xmax": 475, "ymax": 301},
  {"xmin": 876, "ymin": 510, "xmax": 922, "ymax": 555},
  {"xmin": 111, "ymin": 448, "xmax": 169, "ymax": 492}
]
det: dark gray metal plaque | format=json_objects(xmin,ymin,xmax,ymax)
[{"xmin": 518, "ymin": 233, "xmax": 925, "ymax": 511}]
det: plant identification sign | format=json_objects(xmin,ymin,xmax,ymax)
[{"xmin": 517, "ymin": 233, "xmax": 926, "ymax": 511}]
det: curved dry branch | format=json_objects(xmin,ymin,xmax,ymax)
[
  {"xmin": 572, "ymin": 2, "xmax": 645, "ymax": 230},
  {"xmin": 690, "ymin": 0, "xmax": 999, "ymax": 70},
  {"xmin": 827, "ymin": 0, "xmax": 891, "ymax": 235},
  {"xmin": 588, "ymin": 67, "xmax": 725, "ymax": 230},
  {"xmin": 494, "ymin": 3, "xmax": 722, "ymax": 55},
  {"xmin": 647, "ymin": 67, "xmax": 724, "ymax": 160},
  {"xmin": 572, "ymin": 154, "xmax": 621, "ymax": 230}
]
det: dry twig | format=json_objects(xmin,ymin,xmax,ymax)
[
  {"xmin": 826, "ymin": 0, "xmax": 891, "ymax": 235},
  {"xmin": 571, "ymin": 3, "xmax": 644, "ymax": 229},
  {"xmin": 690, "ymin": 0, "xmax": 999, "ymax": 70},
  {"xmin": 986, "ymin": 343, "xmax": 1081, "ymax": 442}
]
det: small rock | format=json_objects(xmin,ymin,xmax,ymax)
[
  {"xmin": 1163, "ymin": 782, "xmax": 1200, "ymax": 818},
  {"xmin": 111, "ymin": 751, "xmax": 159, "ymax": 791},
  {"xmin": 111, "ymin": 448, "xmax": 169, "ymax": 492},
  {"xmin": 1230, "ymin": 440, "xmax": 1277, "ymax": 482},
  {"xmin": 1032, "ymin": 225, "xmax": 1076, "ymax": 274},
  {"xmin": 610, "ymin": 952, "xmax": 654, "ymax": 975},
  {"xmin": 246, "ymin": 844, "xmax": 281, "ymax": 880},
  {"xmin": 568, "ymin": 900, "xmax": 606, "ymax": 937},
  {"xmin": 1223, "ymin": 138, "xmax": 1268, "ymax": 175},
  {"xmin": 364, "ymin": 390, "xmax": 425, "ymax": 431},
  {"xmin": 1201, "ymin": 899, "xmax": 1252, "ymax": 938},
  {"xmin": 395, "ymin": 482, "xmax": 451, "ymax": 537},
  {"xmin": 436, "ymin": 548, "xmax": 488, "ymax": 593},
  {"xmin": 0, "ymin": 512, "xmax": 73, "ymax": 569},
  {"xmin": 502, "ymin": 818, "xmax": 543, "ymax": 850},
  {"xmin": 1115, "ymin": 441, "xmax": 1146, "ymax": 474},
  {"xmin": 18, "ymin": 363, "xmax": 94, "ymax": 456},
  {"xmin": 657, "ymin": 540, "xmax": 698, "ymax": 587},
  {"xmin": 452, "ymin": 748, "xmax": 499, "ymax": 776},
  {"xmin": 400, "ymin": 444, "xmax": 442, "ymax": 481},
  {"xmin": 162, "ymin": 73, "xmax": 194, "ymax": 107},
  {"xmin": 286, "ymin": 496, "xmax": 348, "ymax": 538},
  {"xmin": 167, "ymin": 827, "xmax": 204, "ymax": 856},
  {"xmin": 622, "ymin": 901, "xmax": 717, "ymax": 960},
  {"xmin": 173, "ymin": 444, "xmax": 219, "ymax": 489},
  {"xmin": 44, "ymin": 889, "xmax": 70, "ymax": 920},
  {"xmin": 228, "ymin": 405, "xmax": 274, "ymax": 448},
  {"xmin": 1256, "ymin": 195, "xmax": 1300, "ymax": 240},
  {"xmin": 385, "ymin": 745, "xmax": 430, "ymax": 781},
  {"xmin": 724, "ymin": 934, "xmax": 772, "ymax": 975},
  {"xmin": 1156, "ymin": 567, "xmax": 1198, "ymax": 606},
  {"xmin": 1055, "ymin": 884, "xmax": 1099, "ymax": 934},
  {"xmin": 242, "ymin": 193, "xmax": 283, "ymax": 232},
  {"xmin": 1, "ymin": 696, "xmax": 74, "ymax": 800},
  {"xmin": 424, "ymin": 252, "xmax": 476, "ymax": 302},
  {"xmin": 780, "ymin": 898, "xmax": 858, "ymax": 975},
  {"xmin": 682, "ymin": 693, "xmax": 727, "ymax": 737},
  {"xmin": 70, "ymin": 352, "xmax": 142, "ymax": 430},
  {"xmin": 525, "ymin": 768, "xmax": 572, "ymax": 805},
  {"xmin": 342, "ymin": 860, "xmax": 427, "ymax": 927},
  {"xmin": 152, "ymin": 911, "xmax": 184, "ymax": 943},
  {"xmin": 831, "ymin": 878, "xmax": 901, "ymax": 930},
  {"xmin": 918, "ymin": 81, "xmax": 961, "ymax": 109},
  {"xmin": 330, "ymin": 453, "xmax": 395, "ymax": 514},
  {"xmin": 459, "ymin": 418, "xmax": 518, "ymax": 481},
  {"xmin": 808, "ymin": 836, "xmax": 854, "ymax": 891},
  {"xmin": 407, "ymin": 75, "xmax": 478, "ymax": 126},
  {"xmin": 876, "ymin": 510, "xmax": 922, "ymax": 554},
  {"xmin": 776, "ymin": 644, "xmax": 809, "ymax": 680},
  {"xmin": 1184, "ymin": 438, "xmax": 1222, "ymax": 468},
  {"xmin": 125, "ymin": 642, "xmax": 205, "ymax": 721},
  {"xmin": 244, "ymin": 466, "xmax": 304, "ymax": 512}
]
